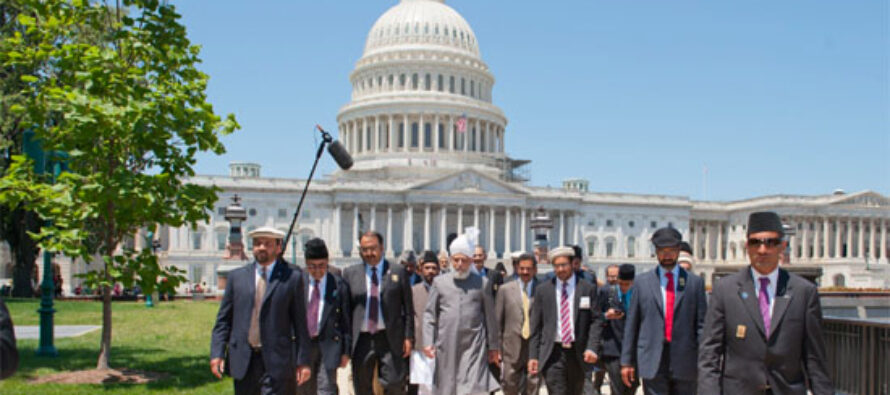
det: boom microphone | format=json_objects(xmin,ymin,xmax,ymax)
[{"xmin": 316, "ymin": 124, "xmax": 353, "ymax": 170}]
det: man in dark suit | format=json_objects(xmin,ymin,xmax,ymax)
[
  {"xmin": 211, "ymin": 227, "xmax": 312, "ymax": 395},
  {"xmin": 344, "ymin": 231, "xmax": 414, "ymax": 395},
  {"xmin": 474, "ymin": 245, "xmax": 504, "ymax": 297},
  {"xmin": 297, "ymin": 238, "xmax": 351, "ymax": 395},
  {"xmin": 528, "ymin": 246, "xmax": 602, "ymax": 394},
  {"xmin": 408, "ymin": 250, "xmax": 440, "ymax": 395},
  {"xmin": 572, "ymin": 245, "xmax": 597, "ymax": 285},
  {"xmin": 593, "ymin": 264, "xmax": 620, "ymax": 394},
  {"xmin": 399, "ymin": 250, "xmax": 423, "ymax": 286},
  {"xmin": 621, "ymin": 227, "xmax": 707, "ymax": 395},
  {"xmin": 698, "ymin": 212, "xmax": 833, "ymax": 395},
  {"xmin": 598, "ymin": 264, "xmax": 639, "ymax": 395},
  {"xmin": 496, "ymin": 252, "xmax": 541, "ymax": 395},
  {"xmin": 0, "ymin": 296, "xmax": 17, "ymax": 380}
]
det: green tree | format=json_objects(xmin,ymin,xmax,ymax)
[{"xmin": 0, "ymin": 0, "xmax": 238, "ymax": 370}]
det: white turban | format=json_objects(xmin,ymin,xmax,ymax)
[{"xmin": 449, "ymin": 227, "xmax": 480, "ymax": 258}]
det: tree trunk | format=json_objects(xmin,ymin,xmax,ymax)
[
  {"xmin": 96, "ymin": 264, "xmax": 112, "ymax": 370},
  {"xmin": 10, "ymin": 209, "xmax": 39, "ymax": 297}
]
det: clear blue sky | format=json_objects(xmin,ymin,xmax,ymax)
[{"xmin": 174, "ymin": 0, "xmax": 889, "ymax": 201}]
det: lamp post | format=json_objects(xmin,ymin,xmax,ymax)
[
  {"xmin": 218, "ymin": 195, "xmax": 248, "ymax": 291},
  {"xmin": 143, "ymin": 231, "xmax": 162, "ymax": 307},
  {"xmin": 529, "ymin": 207, "xmax": 554, "ymax": 265}
]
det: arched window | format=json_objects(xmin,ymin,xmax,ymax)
[
  {"xmin": 424, "ymin": 123, "xmax": 432, "ymax": 148},
  {"xmin": 833, "ymin": 274, "xmax": 845, "ymax": 288},
  {"xmin": 461, "ymin": 78, "xmax": 466, "ymax": 95},
  {"xmin": 449, "ymin": 76, "xmax": 455, "ymax": 93},
  {"xmin": 586, "ymin": 236, "xmax": 598, "ymax": 257},
  {"xmin": 627, "ymin": 236, "xmax": 636, "ymax": 258},
  {"xmin": 191, "ymin": 230, "xmax": 203, "ymax": 250},
  {"xmin": 399, "ymin": 74, "xmax": 406, "ymax": 88},
  {"xmin": 411, "ymin": 122, "xmax": 419, "ymax": 148},
  {"xmin": 605, "ymin": 237, "xmax": 616, "ymax": 258},
  {"xmin": 437, "ymin": 74, "xmax": 443, "ymax": 91},
  {"xmin": 412, "ymin": 73, "xmax": 418, "ymax": 90},
  {"xmin": 438, "ymin": 124, "xmax": 445, "ymax": 148},
  {"xmin": 424, "ymin": 74, "xmax": 431, "ymax": 90}
]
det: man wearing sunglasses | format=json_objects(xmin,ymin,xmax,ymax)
[{"xmin": 698, "ymin": 211, "xmax": 833, "ymax": 395}]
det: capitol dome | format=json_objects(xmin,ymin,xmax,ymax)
[{"xmin": 336, "ymin": 0, "xmax": 521, "ymax": 182}]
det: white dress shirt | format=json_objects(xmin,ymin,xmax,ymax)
[
  {"xmin": 307, "ymin": 274, "xmax": 327, "ymax": 330},
  {"xmin": 363, "ymin": 259, "xmax": 387, "ymax": 332},
  {"xmin": 255, "ymin": 260, "xmax": 276, "ymax": 289},
  {"xmin": 554, "ymin": 274, "xmax": 576, "ymax": 342},
  {"xmin": 751, "ymin": 267, "xmax": 779, "ymax": 316}
]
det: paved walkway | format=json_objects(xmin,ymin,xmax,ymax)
[{"xmin": 14, "ymin": 325, "xmax": 100, "ymax": 340}]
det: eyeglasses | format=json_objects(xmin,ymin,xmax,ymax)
[{"xmin": 747, "ymin": 237, "xmax": 783, "ymax": 248}]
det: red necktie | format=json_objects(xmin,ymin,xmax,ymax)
[{"xmin": 664, "ymin": 272, "xmax": 675, "ymax": 342}]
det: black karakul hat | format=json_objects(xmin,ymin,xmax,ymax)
[
  {"xmin": 618, "ymin": 264, "xmax": 635, "ymax": 280},
  {"xmin": 421, "ymin": 250, "xmax": 438, "ymax": 264},
  {"xmin": 747, "ymin": 211, "xmax": 785, "ymax": 237},
  {"xmin": 304, "ymin": 238, "xmax": 329, "ymax": 260},
  {"xmin": 572, "ymin": 245, "xmax": 583, "ymax": 259},
  {"xmin": 651, "ymin": 227, "xmax": 682, "ymax": 248},
  {"xmin": 679, "ymin": 241, "xmax": 692, "ymax": 254}
]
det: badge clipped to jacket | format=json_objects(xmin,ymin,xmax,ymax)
[{"xmin": 580, "ymin": 296, "xmax": 591, "ymax": 310}]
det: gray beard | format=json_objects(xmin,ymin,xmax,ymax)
[{"xmin": 454, "ymin": 269, "xmax": 470, "ymax": 280}]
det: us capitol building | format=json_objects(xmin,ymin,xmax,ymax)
[{"xmin": 17, "ymin": 0, "xmax": 890, "ymax": 293}]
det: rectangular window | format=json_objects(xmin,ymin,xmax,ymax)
[
  {"xmin": 411, "ymin": 123, "xmax": 419, "ymax": 148},
  {"xmin": 438, "ymin": 124, "xmax": 445, "ymax": 148},
  {"xmin": 278, "ymin": 208, "xmax": 287, "ymax": 218},
  {"xmin": 217, "ymin": 233, "xmax": 227, "ymax": 250},
  {"xmin": 217, "ymin": 207, "xmax": 226, "ymax": 215},
  {"xmin": 424, "ymin": 123, "xmax": 432, "ymax": 148}
]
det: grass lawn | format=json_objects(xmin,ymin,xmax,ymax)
[{"xmin": 0, "ymin": 298, "xmax": 233, "ymax": 394}]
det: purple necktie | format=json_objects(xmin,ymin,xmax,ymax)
[
  {"xmin": 368, "ymin": 269, "xmax": 379, "ymax": 334},
  {"xmin": 307, "ymin": 280, "xmax": 320, "ymax": 337},
  {"xmin": 758, "ymin": 277, "xmax": 771, "ymax": 337}
]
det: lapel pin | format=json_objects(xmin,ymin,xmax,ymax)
[
  {"xmin": 736, "ymin": 325, "xmax": 747, "ymax": 339},
  {"xmin": 391, "ymin": 274, "xmax": 399, "ymax": 282},
  {"xmin": 741, "ymin": 292, "xmax": 749, "ymax": 299}
]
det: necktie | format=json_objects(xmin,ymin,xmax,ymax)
[
  {"xmin": 307, "ymin": 280, "xmax": 321, "ymax": 338},
  {"xmin": 560, "ymin": 281, "xmax": 573, "ymax": 344},
  {"xmin": 521, "ymin": 284, "xmax": 531, "ymax": 340},
  {"xmin": 664, "ymin": 272, "xmax": 675, "ymax": 343},
  {"xmin": 248, "ymin": 266, "xmax": 267, "ymax": 348},
  {"xmin": 759, "ymin": 277, "xmax": 771, "ymax": 337},
  {"xmin": 368, "ymin": 268, "xmax": 379, "ymax": 334}
]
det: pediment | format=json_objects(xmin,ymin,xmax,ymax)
[
  {"xmin": 830, "ymin": 191, "xmax": 890, "ymax": 207},
  {"xmin": 411, "ymin": 170, "xmax": 527, "ymax": 195}
]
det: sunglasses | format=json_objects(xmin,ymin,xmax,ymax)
[{"xmin": 747, "ymin": 237, "xmax": 783, "ymax": 248}]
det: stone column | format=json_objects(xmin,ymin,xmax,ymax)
[
  {"xmin": 474, "ymin": 206, "xmax": 480, "ymax": 228},
  {"xmin": 520, "ymin": 207, "xmax": 527, "ymax": 252},
  {"xmin": 813, "ymin": 220, "xmax": 821, "ymax": 260},
  {"xmin": 439, "ymin": 206, "xmax": 447, "ymax": 252},
  {"xmin": 488, "ymin": 206, "xmax": 496, "ymax": 259},
  {"xmin": 822, "ymin": 218, "xmax": 830, "ymax": 259},
  {"xmin": 474, "ymin": 118, "xmax": 481, "ymax": 152},
  {"xmin": 403, "ymin": 114, "xmax": 409, "ymax": 152},
  {"xmin": 834, "ymin": 218, "xmax": 841, "ymax": 258},
  {"xmin": 789, "ymin": 218, "xmax": 798, "ymax": 259},
  {"xmin": 457, "ymin": 206, "xmax": 463, "ymax": 232},
  {"xmin": 374, "ymin": 116, "xmax": 380, "ymax": 153},
  {"xmin": 847, "ymin": 218, "xmax": 854, "ymax": 257},
  {"xmin": 869, "ymin": 218, "xmax": 877, "ymax": 260},
  {"xmin": 419, "ymin": 112, "xmax": 425, "ymax": 150},
  {"xmin": 692, "ymin": 220, "xmax": 700, "ymax": 258},
  {"xmin": 858, "ymin": 218, "xmax": 865, "ymax": 259},
  {"xmin": 405, "ymin": 205, "xmax": 414, "ymax": 252},
  {"xmin": 352, "ymin": 205, "xmax": 360, "ymax": 257},
  {"xmin": 801, "ymin": 219, "xmax": 810, "ymax": 260},
  {"xmin": 559, "ymin": 211, "xmax": 565, "ymax": 246},
  {"xmin": 370, "ymin": 205, "xmax": 377, "ymax": 232},
  {"xmin": 332, "ymin": 204, "xmax": 343, "ymax": 257},
  {"xmin": 424, "ymin": 205, "xmax": 431, "ymax": 251},
  {"xmin": 504, "ymin": 207, "xmax": 512, "ymax": 256},
  {"xmin": 389, "ymin": 116, "xmax": 395, "ymax": 153},
  {"xmin": 385, "ymin": 206, "xmax": 394, "ymax": 257},
  {"xmin": 704, "ymin": 223, "xmax": 712, "ymax": 262},
  {"xmin": 881, "ymin": 218, "xmax": 887, "ymax": 263}
]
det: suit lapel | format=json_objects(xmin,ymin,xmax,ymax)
[
  {"xmin": 319, "ymin": 273, "xmax": 336, "ymax": 329},
  {"xmin": 769, "ymin": 269, "xmax": 793, "ymax": 340},
  {"xmin": 737, "ymin": 269, "xmax": 767, "ymax": 337},
  {"xmin": 546, "ymin": 278, "xmax": 558, "ymax": 337},
  {"xmin": 248, "ymin": 263, "xmax": 257, "ymax": 305},
  {"xmin": 261, "ymin": 261, "xmax": 284, "ymax": 307},
  {"xmin": 650, "ymin": 269, "xmax": 665, "ymax": 316},
  {"xmin": 673, "ymin": 268, "xmax": 688, "ymax": 314}
]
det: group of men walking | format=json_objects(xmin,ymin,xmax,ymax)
[{"xmin": 210, "ymin": 211, "xmax": 834, "ymax": 395}]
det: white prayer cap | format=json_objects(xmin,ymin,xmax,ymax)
[
  {"xmin": 449, "ymin": 227, "xmax": 480, "ymax": 257},
  {"xmin": 548, "ymin": 246, "xmax": 575, "ymax": 262},
  {"xmin": 511, "ymin": 250, "xmax": 525, "ymax": 260},
  {"xmin": 678, "ymin": 253, "xmax": 694, "ymax": 265},
  {"xmin": 248, "ymin": 226, "xmax": 285, "ymax": 240}
]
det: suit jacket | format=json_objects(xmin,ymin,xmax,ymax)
[
  {"xmin": 598, "ymin": 285, "xmax": 628, "ymax": 358},
  {"xmin": 0, "ymin": 296, "xmax": 17, "ymax": 380},
  {"xmin": 344, "ymin": 260, "xmax": 415, "ymax": 358},
  {"xmin": 305, "ymin": 272, "xmax": 352, "ymax": 371},
  {"xmin": 496, "ymin": 278, "xmax": 537, "ymax": 365},
  {"xmin": 529, "ymin": 275, "xmax": 602, "ymax": 370},
  {"xmin": 698, "ymin": 267, "xmax": 833, "ymax": 395},
  {"xmin": 211, "ymin": 261, "xmax": 311, "ymax": 381},
  {"xmin": 411, "ymin": 281, "xmax": 432, "ymax": 351},
  {"xmin": 479, "ymin": 267, "xmax": 504, "ymax": 298},
  {"xmin": 621, "ymin": 266, "xmax": 706, "ymax": 382}
]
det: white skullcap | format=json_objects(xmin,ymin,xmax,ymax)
[
  {"xmin": 511, "ymin": 250, "xmax": 525, "ymax": 260},
  {"xmin": 548, "ymin": 246, "xmax": 575, "ymax": 261},
  {"xmin": 449, "ymin": 227, "xmax": 480, "ymax": 258},
  {"xmin": 248, "ymin": 226, "xmax": 285, "ymax": 240}
]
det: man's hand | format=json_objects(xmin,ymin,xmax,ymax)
[
  {"xmin": 605, "ymin": 308, "xmax": 625, "ymax": 320},
  {"xmin": 403, "ymin": 339, "xmax": 413, "ymax": 358},
  {"xmin": 583, "ymin": 350, "xmax": 598, "ymax": 364},
  {"xmin": 527, "ymin": 359, "xmax": 539, "ymax": 376},
  {"xmin": 339, "ymin": 355, "xmax": 350, "ymax": 368},
  {"xmin": 296, "ymin": 365, "xmax": 311, "ymax": 385},
  {"xmin": 423, "ymin": 345, "xmax": 436, "ymax": 359},
  {"xmin": 488, "ymin": 350, "xmax": 501, "ymax": 365},
  {"xmin": 621, "ymin": 366, "xmax": 635, "ymax": 387},
  {"xmin": 210, "ymin": 358, "xmax": 224, "ymax": 379}
]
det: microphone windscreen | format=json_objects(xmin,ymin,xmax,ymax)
[{"xmin": 327, "ymin": 140, "xmax": 353, "ymax": 170}]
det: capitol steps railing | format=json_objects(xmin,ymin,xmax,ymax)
[{"xmin": 823, "ymin": 317, "xmax": 889, "ymax": 395}]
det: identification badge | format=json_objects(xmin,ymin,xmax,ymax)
[
  {"xmin": 493, "ymin": 284, "xmax": 498, "ymax": 291},
  {"xmin": 580, "ymin": 296, "xmax": 591, "ymax": 309},
  {"xmin": 391, "ymin": 274, "xmax": 399, "ymax": 282},
  {"xmin": 736, "ymin": 325, "xmax": 747, "ymax": 339}
]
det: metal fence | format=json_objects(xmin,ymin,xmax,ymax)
[{"xmin": 823, "ymin": 317, "xmax": 890, "ymax": 395}]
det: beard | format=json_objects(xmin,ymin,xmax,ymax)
[{"xmin": 454, "ymin": 268, "xmax": 470, "ymax": 280}]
